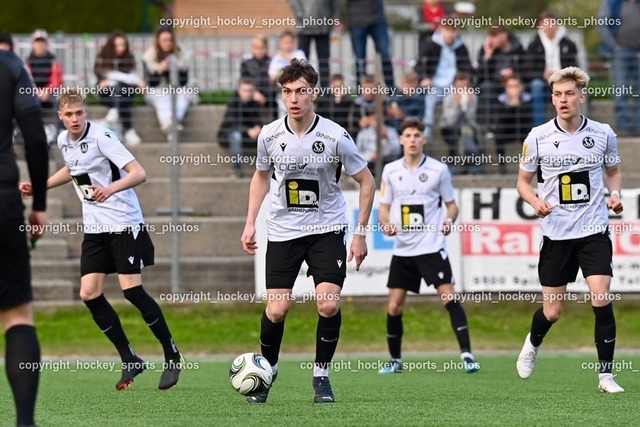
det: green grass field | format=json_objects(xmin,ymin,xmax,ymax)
[{"xmin": 1, "ymin": 355, "xmax": 639, "ymax": 426}]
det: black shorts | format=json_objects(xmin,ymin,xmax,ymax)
[
  {"xmin": 265, "ymin": 231, "xmax": 347, "ymax": 289},
  {"xmin": 0, "ymin": 189, "xmax": 32, "ymax": 309},
  {"xmin": 538, "ymin": 231, "xmax": 613, "ymax": 287},
  {"xmin": 80, "ymin": 225, "xmax": 155, "ymax": 276},
  {"xmin": 387, "ymin": 249, "xmax": 454, "ymax": 294}
]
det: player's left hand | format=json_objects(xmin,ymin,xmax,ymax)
[
  {"xmin": 89, "ymin": 184, "xmax": 114, "ymax": 203},
  {"xmin": 608, "ymin": 195, "xmax": 623, "ymax": 214},
  {"xmin": 348, "ymin": 235, "xmax": 368, "ymax": 272},
  {"xmin": 442, "ymin": 220, "xmax": 452, "ymax": 236}
]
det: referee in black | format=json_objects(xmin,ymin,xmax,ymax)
[{"xmin": 1, "ymin": 46, "xmax": 49, "ymax": 426}]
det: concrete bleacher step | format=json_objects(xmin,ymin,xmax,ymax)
[
  {"xmin": 32, "ymin": 280, "xmax": 75, "ymax": 301},
  {"xmin": 30, "ymin": 238, "xmax": 70, "ymax": 260}
]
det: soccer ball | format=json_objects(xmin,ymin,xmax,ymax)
[{"xmin": 229, "ymin": 352, "xmax": 273, "ymax": 396}]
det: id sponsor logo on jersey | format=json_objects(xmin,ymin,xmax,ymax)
[
  {"xmin": 71, "ymin": 173, "xmax": 94, "ymax": 200},
  {"xmin": 286, "ymin": 179, "xmax": 319, "ymax": 209},
  {"xmin": 401, "ymin": 204, "xmax": 424, "ymax": 231},
  {"xmin": 559, "ymin": 171, "xmax": 590, "ymax": 204}
]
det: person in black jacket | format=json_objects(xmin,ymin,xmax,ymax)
[
  {"xmin": 494, "ymin": 75, "xmax": 532, "ymax": 174},
  {"xmin": 218, "ymin": 80, "xmax": 263, "ymax": 178},
  {"xmin": 524, "ymin": 11, "xmax": 578, "ymax": 125},
  {"xmin": 414, "ymin": 21, "xmax": 473, "ymax": 136},
  {"xmin": 316, "ymin": 74, "xmax": 354, "ymax": 135},
  {"xmin": 240, "ymin": 35, "xmax": 276, "ymax": 121}
]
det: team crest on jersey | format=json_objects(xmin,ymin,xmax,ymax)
[
  {"xmin": 312, "ymin": 141, "xmax": 325, "ymax": 153},
  {"xmin": 80, "ymin": 142, "xmax": 88, "ymax": 153},
  {"xmin": 419, "ymin": 173, "xmax": 428, "ymax": 182},
  {"xmin": 582, "ymin": 136, "xmax": 595, "ymax": 148}
]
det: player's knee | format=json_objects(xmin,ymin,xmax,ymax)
[
  {"xmin": 79, "ymin": 289, "xmax": 102, "ymax": 301},
  {"xmin": 387, "ymin": 300, "xmax": 404, "ymax": 316},
  {"xmin": 265, "ymin": 302, "xmax": 290, "ymax": 323},
  {"xmin": 543, "ymin": 307, "xmax": 562, "ymax": 323},
  {"xmin": 317, "ymin": 299, "xmax": 340, "ymax": 317}
]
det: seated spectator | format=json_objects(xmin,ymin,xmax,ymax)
[
  {"xmin": 439, "ymin": 73, "xmax": 480, "ymax": 175},
  {"xmin": 269, "ymin": 30, "xmax": 307, "ymax": 117},
  {"xmin": 94, "ymin": 30, "xmax": 145, "ymax": 146},
  {"xmin": 494, "ymin": 75, "xmax": 532, "ymax": 174},
  {"xmin": 524, "ymin": 10, "xmax": 578, "ymax": 126},
  {"xmin": 356, "ymin": 109, "xmax": 401, "ymax": 174},
  {"xmin": 217, "ymin": 80, "xmax": 262, "ymax": 178},
  {"xmin": 386, "ymin": 72, "xmax": 425, "ymax": 133},
  {"xmin": 354, "ymin": 74, "xmax": 381, "ymax": 137},
  {"xmin": 241, "ymin": 35, "xmax": 276, "ymax": 121},
  {"xmin": 476, "ymin": 25, "xmax": 525, "ymax": 132},
  {"xmin": 415, "ymin": 21, "xmax": 473, "ymax": 138},
  {"xmin": 142, "ymin": 26, "xmax": 196, "ymax": 137},
  {"xmin": 25, "ymin": 29, "xmax": 63, "ymax": 145},
  {"xmin": 316, "ymin": 73, "xmax": 354, "ymax": 135}
]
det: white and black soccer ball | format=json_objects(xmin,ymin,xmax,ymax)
[{"xmin": 229, "ymin": 352, "xmax": 273, "ymax": 396}]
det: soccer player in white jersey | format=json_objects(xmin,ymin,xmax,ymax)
[
  {"xmin": 377, "ymin": 117, "xmax": 479, "ymax": 375},
  {"xmin": 20, "ymin": 89, "xmax": 184, "ymax": 391},
  {"xmin": 516, "ymin": 67, "xmax": 624, "ymax": 393},
  {"xmin": 241, "ymin": 59, "xmax": 375, "ymax": 403}
]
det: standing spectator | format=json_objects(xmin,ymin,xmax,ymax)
[
  {"xmin": 241, "ymin": 35, "xmax": 276, "ymax": 121},
  {"xmin": 95, "ymin": 30, "xmax": 144, "ymax": 147},
  {"xmin": 476, "ymin": 25, "xmax": 525, "ymax": 132},
  {"xmin": 353, "ymin": 74, "xmax": 380, "ymax": 136},
  {"xmin": 346, "ymin": 0, "xmax": 395, "ymax": 88},
  {"xmin": 598, "ymin": 0, "xmax": 640, "ymax": 135},
  {"xmin": 269, "ymin": 31, "xmax": 307, "ymax": 117},
  {"xmin": 142, "ymin": 27, "xmax": 195, "ymax": 137},
  {"xmin": 217, "ymin": 80, "xmax": 263, "ymax": 178},
  {"xmin": 0, "ymin": 32, "xmax": 13, "ymax": 51},
  {"xmin": 25, "ymin": 29, "xmax": 63, "ymax": 145},
  {"xmin": 386, "ymin": 72, "xmax": 425, "ymax": 133},
  {"xmin": 524, "ymin": 11, "xmax": 578, "ymax": 126},
  {"xmin": 413, "ymin": 0, "xmax": 448, "ymax": 57},
  {"xmin": 356, "ymin": 109, "xmax": 401, "ymax": 173},
  {"xmin": 494, "ymin": 75, "xmax": 532, "ymax": 174},
  {"xmin": 316, "ymin": 73, "xmax": 354, "ymax": 134},
  {"xmin": 289, "ymin": 0, "xmax": 337, "ymax": 87},
  {"xmin": 415, "ymin": 21, "xmax": 473, "ymax": 138}
]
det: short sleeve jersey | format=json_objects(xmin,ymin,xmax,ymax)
[
  {"xmin": 57, "ymin": 121, "xmax": 144, "ymax": 233},
  {"xmin": 256, "ymin": 114, "xmax": 367, "ymax": 241},
  {"xmin": 380, "ymin": 155, "xmax": 455, "ymax": 256},
  {"xmin": 519, "ymin": 116, "xmax": 619, "ymax": 240}
]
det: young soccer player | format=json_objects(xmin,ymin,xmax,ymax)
[
  {"xmin": 20, "ymin": 89, "xmax": 184, "ymax": 391},
  {"xmin": 516, "ymin": 66, "xmax": 624, "ymax": 393},
  {"xmin": 1, "ymin": 47, "xmax": 48, "ymax": 427},
  {"xmin": 377, "ymin": 117, "xmax": 479, "ymax": 374},
  {"xmin": 241, "ymin": 59, "xmax": 376, "ymax": 403}
]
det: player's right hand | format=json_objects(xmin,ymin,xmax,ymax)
[
  {"xmin": 241, "ymin": 224, "xmax": 258, "ymax": 255},
  {"xmin": 382, "ymin": 223, "xmax": 397, "ymax": 237},
  {"xmin": 533, "ymin": 199, "xmax": 553, "ymax": 218},
  {"xmin": 19, "ymin": 182, "xmax": 33, "ymax": 199}
]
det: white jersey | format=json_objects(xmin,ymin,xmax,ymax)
[
  {"xmin": 57, "ymin": 121, "xmax": 144, "ymax": 233},
  {"xmin": 520, "ymin": 115, "xmax": 619, "ymax": 240},
  {"xmin": 256, "ymin": 114, "xmax": 368, "ymax": 241},
  {"xmin": 380, "ymin": 155, "xmax": 455, "ymax": 256}
]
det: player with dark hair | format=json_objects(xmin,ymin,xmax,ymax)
[
  {"xmin": 20, "ymin": 89, "xmax": 184, "ymax": 391},
  {"xmin": 377, "ymin": 117, "xmax": 479, "ymax": 375},
  {"xmin": 516, "ymin": 66, "xmax": 624, "ymax": 393},
  {"xmin": 1, "ymin": 44, "xmax": 48, "ymax": 427},
  {"xmin": 241, "ymin": 58, "xmax": 375, "ymax": 403}
]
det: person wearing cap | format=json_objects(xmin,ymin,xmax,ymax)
[{"xmin": 0, "ymin": 32, "xmax": 14, "ymax": 51}]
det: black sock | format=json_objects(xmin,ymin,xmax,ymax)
[
  {"xmin": 445, "ymin": 300, "xmax": 471, "ymax": 353},
  {"xmin": 529, "ymin": 307, "xmax": 554, "ymax": 347},
  {"xmin": 593, "ymin": 303, "xmax": 616, "ymax": 374},
  {"xmin": 386, "ymin": 313, "xmax": 403, "ymax": 360},
  {"xmin": 5, "ymin": 325, "xmax": 40, "ymax": 427},
  {"xmin": 84, "ymin": 294, "xmax": 135, "ymax": 362},
  {"xmin": 123, "ymin": 285, "xmax": 179, "ymax": 362},
  {"xmin": 315, "ymin": 310, "xmax": 342, "ymax": 370},
  {"xmin": 260, "ymin": 310, "xmax": 285, "ymax": 366}
]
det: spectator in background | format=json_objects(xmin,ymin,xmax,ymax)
[
  {"xmin": 476, "ymin": 26, "xmax": 524, "ymax": 132},
  {"xmin": 217, "ymin": 80, "xmax": 262, "ymax": 178},
  {"xmin": 316, "ymin": 73, "xmax": 354, "ymax": 134},
  {"xmin": 289, "ymin": 0, "xmax": 337, "ymax": 88},
  {"xmin": 494, "ymin": 75, "xmax": 532, "ymax": 174},
  {"xmin": 439, "ymin": 73, "xmax": 480, "ymax": 174},
  {"xmin": 413, "ymin": 0, "xmax": 447, "ymax": 57},
  {"xmin": 95, "ymin": 30, "xmax": 144, "ymax": 147},
  {"xmin": 25, "ymin": 29, "xmax": 63, "ymax": 145},
  {"xmin": 415, "ymin": 21, "xmax": 473, "ymax": 138},
  {"xmin": 0, "ymin": 32, "xmax": 14, "ymax": 51},
  {"xmin": 241, "ymin": 35, "xmax": 276, "ymax": 121},
  {"xmin": 386, "ymin": 72, "xmax": 425, "ymax": 133},
  {"xmin": 346, "ymin": 0, "xmax": 395, "ymax": 88},
  {"xmin": 354, "ymin": 74, "xmax": 382, "ymax": 137},
  {"xmin": 524, "ymin": 11, "xmax": 578, "ymax": 126},
  {"xmin": 142, "ymin": 27, "xmax": 195, "ymax": 137},
  {"xmin": 269, "ymin": 30, "xmax": 307, "ymax": 117},
  {"xmin": 598, "ymin": 0, "xmax": 640, "ymax": 135},
  {"xmin": 356, "ymin": 109, "xmax": 401, "ymax": 174}
]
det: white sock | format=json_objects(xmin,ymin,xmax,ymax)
[
  {"xmin": 271, "ymin": 363, "xmax": 278, "ymax": 376},
  {"xmin": 599, "ymin": 373, "xmax": 613, "ymax": 380},
  {"xmin": 313, "ymin": 363, "xmax": 329, "ymax": 377},
  {"xmin": 461, "ymin": 352, "xmax": 474, "ymax": 361}
]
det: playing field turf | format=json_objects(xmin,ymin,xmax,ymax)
[{"xmin": 1, "ymin": 354, "xmax": 638, "ymax": 426}]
